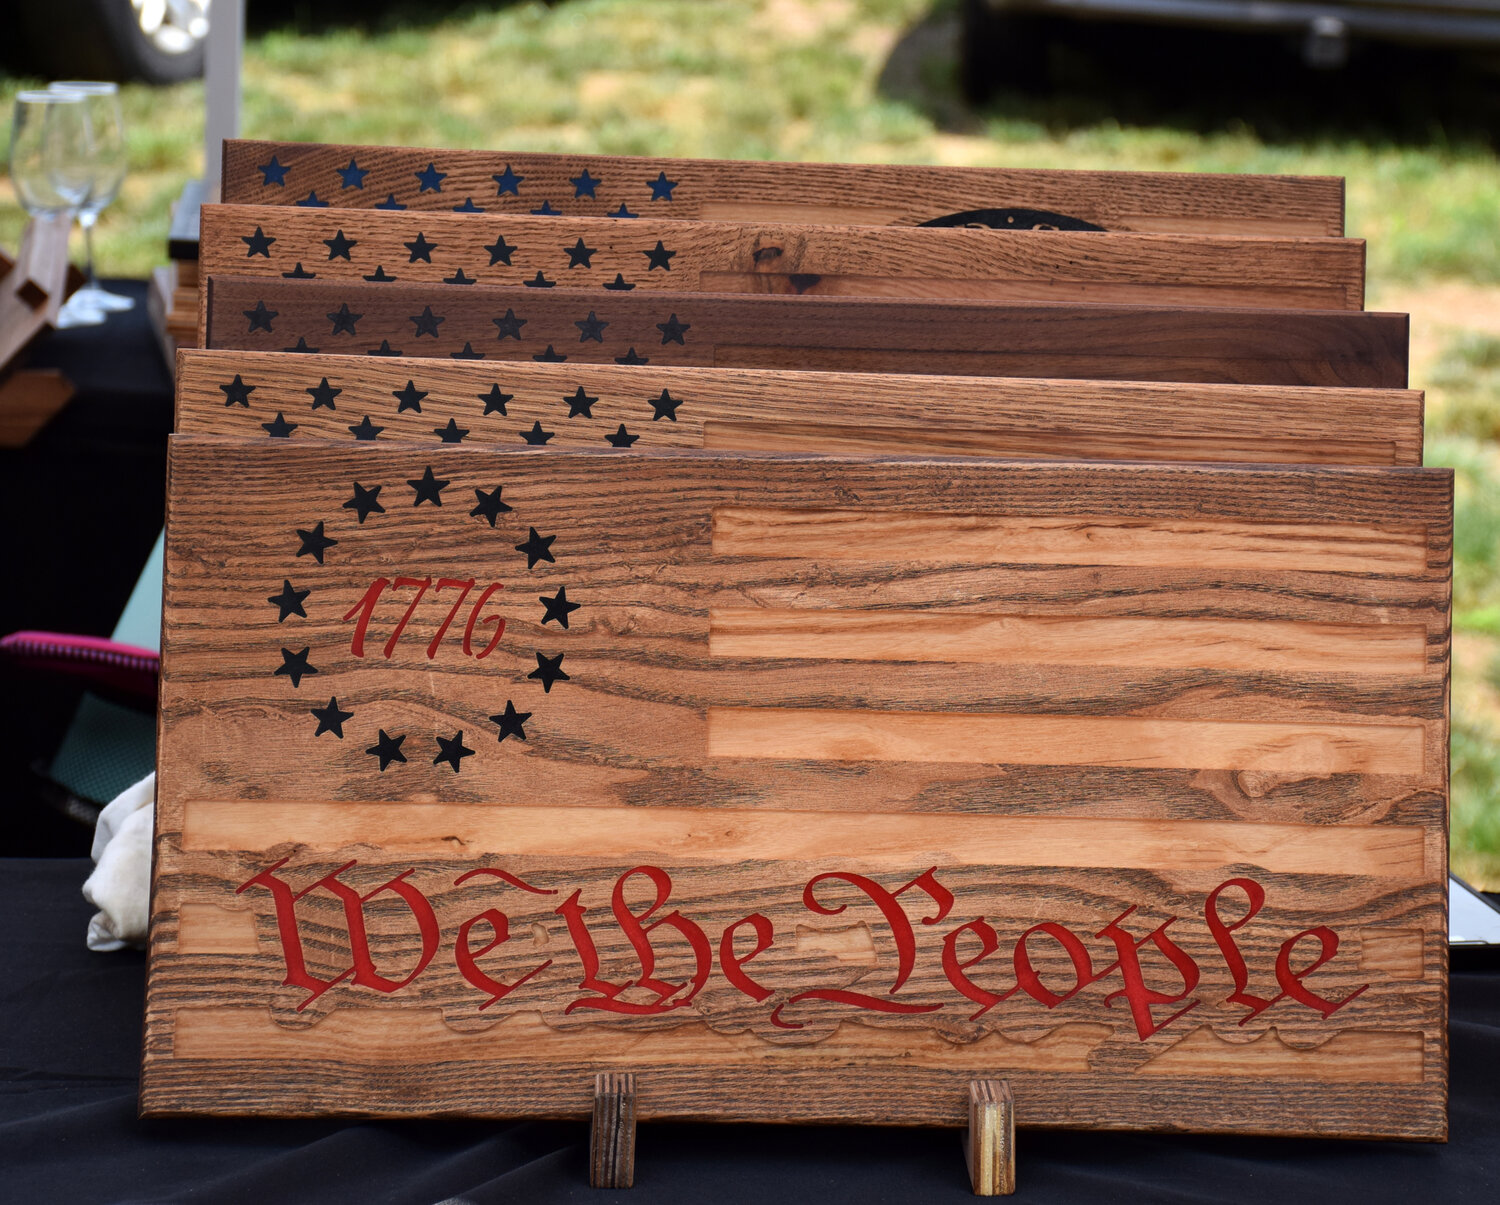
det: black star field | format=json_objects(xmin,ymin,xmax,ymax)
[
  {"xmin": 295, "ymin": 521, "xmax": 337, "ymax": 563},
  {"xmin": 485, "ymin": 235, "xmax": 516, "ymax": 266},
  {"xmin": 604, "ymin": 424, "xmax": 639, "ymax": 447},
  {"xmin": 528, "ymin": 651, "xmax": 569, "ymax": 692},
  {"xmin": 348, "ymin": 415, "xmax": 384, "ymax": 440},
  {"xmin": 262, "ymin": 412, "xmax": 297, "ymax": 437},
  {"xmin": 650, "ymin": 389, "xmax": 682, "ymax": 420},
  {"xmin": 491, "ymin": 701, "xmax": 531, "ymax": 742},
  {"xmin": 435, "ymin": 418, "xmax": 469, "ymax": 443},
  {"xmin": 433, "ymin": 730, "xmax": 475, "ymax": 772},
  {"xmin": 470, "ymin": 485, "xmax": 513, "ymax": 526},
  {"xmin": 342, "ymin": 481, "xmax": 385, "ymax": 523},
  {"xmin": 575, "ymin": 311, "xmax": 608, "ymax": 342},
  {"xmin": 643, "ymin": 240, "xmax": 676, "ymax": 270},
  {"xmin": 393, "ymin": 380, "xmax": 427, "ymax": 412},
  {"xmin": 410, "ymin": 306, "xmax": 445, "ymax": 337},
  {"xmin": 242, "ymin": 226, "xmax": 275, "ymax": 257},
  {"xmin": 310, "ymin": 697, "xmax": 354, "ymax": 738},
  {"xmin": 367, "ymin": 729, "xmax": 407, "ymax": 770},
  {"xmin": 274, "ymin": 646, "xmax": 318, "ymax": 688},
  {"xmin": 267, "ymin": 580, "xmax": 309, "ymax": 621},
  {"xmin": 220, "ymin": 374, "xmax": 255, "ymax": 406},
  {"xmin": 479, "ymin": 384, "xmax": 513, "ymax": 415},
  {"xmin": 405, "ymin": 232, "xmax": 436, "ymax": 262},
  {"xmin": 493, "ymin": 309, "xmax": 526, "ymax": 339},
  {"xmin": 539, "ymin": 587, "xmax": 580, "ymax": 628},
  {"xmin": 521, "ymin": 420, "xmax": 554, "ymax": 445},
  {"xmin": 324, "ymin": 229, "xmax": 357, "ymax": 260},
  {"xmin": 515, "ymin": 527, "xmax": 557, "ymax": 568},
  {"xmin": 657, "ymin": 314, "xmax": 690, "ymax": 344},
  {"xmin": 564, "ymin": 387, "xmax": 597, "ymax": 418},
  {"xmin": 408, "ymin": 466, "xmax": 449, "ymax": 506},
  {"xmin": 307, "ymin": 377, "xmax": 341, "ymax": 409},
  {"xmin": 243, "ymin": 300, "xmax": 276, "ymax": 332}
]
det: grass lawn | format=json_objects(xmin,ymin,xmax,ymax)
[{"xmin": 4, "ymin": 0, "xmax": 1499, "ymax": 883}]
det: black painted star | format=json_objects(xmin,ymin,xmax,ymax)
[
  {"xmin": 605, "ymin": 423, "xmax": 638, "ymax": 448},
  {"xmin": 336, "ymin": 158, "xmax": 367, "ymax": 189},
  {"xmin": 258, "ymin": 155, "xmax": 288, "ymax": 186},
  {"xmin": 524, "ymin": 271, "xmax": 555, "ymax": 288},
  {"xmin": 608, "ymin": 202, "xmax": 638, "ymax": 219},
  {"xmin": 564, "ymin": 237, "xmax": 597, "ymax": 268},
  {"xmin": 484, "ymin": 235, "xmax": 516, "ymax": 266},
  {"xmin": 267, "ymin": 579, "xmax": 309, "ymax": 621},
  {"xmin": 274, "ymin": 646, "xmax": 318, "ymax": 688},
  {"xmin": 435, "ymin": 418, "xmax": 469, "ymax": 443},
  {"xmin": 515, "ymin": 526, "xmax": 557, "ymax": 568},
  {"xmin": 324, "ymin": 229, "xmax": 357, "ymax": 260},
  {"xmin": 602, "ymin": 273, "xmax": 636, "ymax": 290},
  {"xmin": 570, "ymin": 169, "xmax": 601, "ymax": 198},
  {"xmin": 575, "ymin": 311, "xmax": 608, "ymax": 342},
  {"xmin": 307, "ymin": 377, "xmax": 342, "ymax": 409},
  {"xmin": 342, "ymin": 481, "xmax": 384, "ymax": 523},
  {"xmin": 491, "ymin": 700, "xmax": 531, "ymax": 742},
  {"xmin": 415, "ymin": 161, "xmax": 447, "ymax": 193},
  {"xmin": 327, "ymin": 302, "xmax": 362, "ymax": 335},
  {"xmin": 451, "ymin": 342, "xmax": 484, "ymax": 360},
  {"xmin": 615, "ymin": 348, "xmax": 649, "ymax": 366},
  {"xmin": 650, "ymin": 388, "xmax": 682, "ymax": 420},
  {"xmin": 364, "ymin": 265, "xmax": 397, "ymax": 282},
  {"xmin": 493, "ymin": 308, "xmax": 526, "ymax": 339},
  {"xmin": 405, "ymin": 232, "xmax": 436, "ymax": 262},
  {"xmin": 528, "ymin": 651, "xmax": 569, "ymax": 692},
  {"xmin": 296, "ymin": 190, "xmax": 329, "ymax": 208},
  {"xmin": 642, "ymin": 240, "xmax": 675, "ymax": 271},
  {"xmin": 409, "ymin": 305, "xmax": 445, "ymax": 337},
  {"xmin": 493, "ymin": 164, "xmax": 524, "ymax": 195},
  {"xmin": 282, "ymin": 263, "xmax": 316, "ymax": 279},
  {"xmin": 539, "ymin": 586, "xmax": 580, "ymax": 628},
  {"xmin": 242, "ymin": 226, "xmax": 275, "ymax": 257},
  {"xmin": 657, "ymin": 314, "xmax": 690, "ymax": 345},
  {"xmin": 520, "ymin": 421, "xmax": 554, "ymax": 445},
  {"xmin": 284, "ymin": 336, "xmax": 320, "ymax": 354},
  {"xmin": 295, "ymin": 521, "xmax": 337, "ymax": 563},
  {"xmin": 348, "ymin": 415, "xmax": 384, "ymax": 441},
  {"xmin": 648, "ymin": 171, "xmax": 678, "ymax": 201},
  {"xmin": 470, "ymin": 485, "xmax": 513, "ymax": 526},
  {"xmin": 366, "ymin": 729, "xmax": 406, "ymax": 770},
  {"xmin": 531, "ymin": 200, "xmax": 561, "ymax": 216},
  {"xmin": 452, "ymin": 197, "xmax": 484, "ymax": 213},
  {"xmin": 433, "ymin": 730, "xmax": 474, "ymax": 772},
  {"xmin": 310, "ymin": 696, "xmax": 354, "ymax": 738},
  {"xmin": 532, "ymin": 345, "xmax": 567, "ymax": 363},
  {"xmin": 479, "ymin": 384, "xmax": 513, "ymax": 415},
  {"xmin": 408, "ymin": 466, "xmax": 449, "ymax": 506},
  {"xmin": 243, "ymin": 300, "xmax": 277, "ymax": 333},
  {"xmin": 393, "ymin": 380, "xmax": 427, "ymax": 412},
  {"xmin": 444, "ymin": 268, "xmax": 477, "ymax": 285},
  {"xmin": 375, "ymin": 193, "xmax": 408, "ymax": 211},
  {"xmin": 564, "ymin": 386, "xmax": 597, "ymax": 418},
  {"xmin": 220, "ymin": 374, "xmax": 255, "ymax": 407},
  {"xmin": 368, "ymin": 340, "xmax": 403, "ymax": 356},
  {"xmin": 262, "ymin": 411, "xmax": 297, "ymax": 437}
]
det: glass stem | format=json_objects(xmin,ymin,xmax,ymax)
[{"xmin": 80, "ymin": 213, "xmax": 97, "ymax": 290}]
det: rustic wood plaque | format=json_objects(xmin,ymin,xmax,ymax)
[
  {"xmin": 200, "ymin": 279, "xmax": 1409, "ymax": 387},
  {"xmin": 147, "ymin": 441, "xmax": 1450, "ymax": 1139},
  {"xmin": 199, "ymin": 204, "xmax": 1365, "ymax": 309},
  {"xmin": 222, "ymin": 139, "xmax": 1344, "ymax": 236},
  {"xmin": 175, "ymin": 348, "xmax": 1425, "ymax": 467}
]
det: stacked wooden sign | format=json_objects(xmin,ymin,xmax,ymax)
[{"xmin": 146, "ymin": 141, "xmax": 1451, "ymax": 1194}]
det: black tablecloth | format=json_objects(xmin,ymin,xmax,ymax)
[{"xmin": 4, "ymin": 859, "xmax": 1496, "ymax": 1204}]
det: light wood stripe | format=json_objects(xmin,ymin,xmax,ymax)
[
  {"xmin": 1134, "ymin": 1028, "xmax": 1423, "ymax": 1083},
  {"xmin": 711, "ymin": 509, "xmax": 1429, "ymax": 573},
  {"xmin": 708, "ymin": 610, "xmax": 1428, "ymax": 675}
]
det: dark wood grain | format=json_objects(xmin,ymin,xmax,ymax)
[
  {"xmin": 591, "ymin": 1073, "xmax": 636, "ymax": 1190},
  {"xmin": 966, "ymin": 1080, "xmax": 1016, "ymax": 1196}
]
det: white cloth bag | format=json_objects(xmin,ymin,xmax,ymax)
[{"xmin": 82, "ymin": 771, "xmax": 154, "ymax": 951}]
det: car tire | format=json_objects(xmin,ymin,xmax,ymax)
[
  {"xmin": 17, "ymin": 0, "xmax": 208, "ymax": 85},
  {"xmin": 960, "ymin": 1, "xmax": 1053, "ymax": 103}
]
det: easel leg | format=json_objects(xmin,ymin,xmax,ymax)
[
  {"xmin": 964, "ymin": 1079, "xmax": 1015, "ymax": 1195},
  {"xmin": 590, "ymin": 1071, "xmax": 637, "ymax": 1189}
]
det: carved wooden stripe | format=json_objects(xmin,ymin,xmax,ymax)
[
  {"xmin": 707, "ymin": 611, "xmax": 1429, "ymax": 675},
  {"xmin": 1132, "ymin": 1028, "xmax": 1424, "ymax": 1082},
  {"xmin": 178, "ymin": 803, "xmax": 1428, "ymax": 879},
  {"xmin": 711, "ymin": 510, "xmax": 1429, "ymax": 574},
  {"xmin": 223, "ymin": 139, "xmax": 1345, "ymax": 235},
  {"xmin": 200, "ymin": 205, "xmax": 1365, "ymax": 309}
]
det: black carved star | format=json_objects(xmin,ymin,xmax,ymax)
[
  {"xmin": 565, "ymin": 237, "xmax": 597, "ymax": 268},
  {"xmin": 295, "ymin": 521, "xmax": 338, "ymax": 563},
  {"xmin": 525, "ymin": 271, "xmax": 555, "ymax": 288},
  {"xmin": 336, "ymin": 158, "xmax": 367, "ymax": 189},
  {"xmin": 571, "ymin": 169, "xmax": 601, "ymax": 198},
  {"xmin": 575, "ymin": 311, "xmax": 608, "ymax": 342},
  {"xmin": 311, "ymin": 696, "xmax": 354, "ymax": 738},
  {"xmin": 445, "ymin": 268, "xmax": 477, "ymax": 285},
  {"xmin": 608, "ymin": 202, "xmax": 638, "ymax": 219},
  {"xmin": 410, "ymin": 305, "xmax": 445, "ymax": 337},
  {"xmin": 416, "ymin": 161, "xmax": 447, "ymax": 193},
  {"xmin": 564, "ymin": 386, "xmax": 597, "ymax": 418},
  {"xmin": 451, "ymin": 342, "xmax": 484, "ymax": 359},
  {"xmin": 324, "ymin": 229, "xmax": 357, "ymax": 260},
  {"xmin": 480, "ymin": 384, "xmax": 513, "ymax": 415},
  {"xmin": 615, "ymin": 348, "xmax": 649, "ymax": 365},
  {"xmin": 491, "ymin": 700, "xmax": 531, "ymax": 742},
  {"xmin": 284, "ymin": 336, "xmax": 320, "ymax": 354},
  {"xmin": 242, "ymin": 226, "xmax": 275, "ymax": 257},
  {"xmin": 243, "ymin": 300, "xmax": 277, "ymax": 333},
  {"xmin": 531, "ymin": 200, "xmax": 561, "ymax": 216},
  {"xmin": 220, "ymin": 374, "xmax": 255, "ymax": 407},
  {"xmin": 408, "ymin": 466, "xmax": 449, "ymax": 506},
  {"xmin": 515, "ymin": 526, "xmax": 557, "ymax": 568},
  {"xmin": 602, "ymin": 273, "xmax": 636, "ymax": 291},
  {"xmin": 528, "ymin": 651, "xmax": 569, "ymax": 692},
  {"xmin": 485, "ymin": 235, "xmax": 516, "ymax": 266},
  {"xmin": 648, "ymin": 171, "xmax": 678, "ymax": 201},
  {"xmin": 258, "ymin": 155, "xmax": 288, "ymax": 186},
  {"xmin": 405, "ymin": 232, "xmax": 436, "ymax": 262},
  {"xmin": 364, "ymin": 265, "xmax": 397, "ymax": 282},
  {"xmin": 327, "ymin": 302, "xmax": 362, "ymax": 335},
  {"xmin": 539, "ymin": 586, "xmax": 580, "ymax": 628},
  {"xmin": 493, "ymin": 308, "xmax": 527, "ymax": 339},
  {"xmin": 433, "ymin": 730, "xmax": 474, "ymax": 772},
  {"xmin": 650, "ymin": 388, "xmax": 682, "ymax": 420},
  {"xmin": 493, "ymin": 165, "xmax": 524, "ymax": 195},
  {"xmin": 296, "ymin": 190, "xmax": 329, "ymax": 208},
  {"xmin": 533, "ymin": 345, "xmax": 567, "ymax": 363},
  {"xmin": 267, "ymin": 579, "xmax": 309, "ymax": 621},
  {"xmin": 274, "ymin": 646, "xmax": 318, "ymax": 688},
  {"xmin": 605, "ymin": 424, "xmax": 639, "ymax": 448},
  {"xmin": 452, "ymin": 197, "xmax": 484, "ymax": 214},
  {"xmin": 366, "ymin": 729, "xmax": 407, "ymax": 770},
  {"xmin": 393, "ymin": 380, "xmax": 428, "ymax": 413},
  {"xmin": 375, "ymin": 193, "xmax": 407, "ymax": 211},
  {"xmin": 657, "ymin": 314, "xmax": 690, "ymax": 345},
  {"xmin": 342, "ymin": 481, "xmax": 385, "ymax": 523},
  {"xmin": 348, "ymin": 415, "xmax": 384, "ymax": 441},
  {"xmin": 435, "ymin": 418, "xmax": 469, "ymax": 443},
  {"xmin": 642, "ymin": 240, "xmax": 676, "ymax": 271},
  {"xmin": 459, "ymin": 478, "xmax": 511, "ymax": 527},
  {"xmin": 262, "ymin": 411, "xmax": 297, "ymax": 437},
  {"xmin": 282, "ymin": 263, "xmax": 316, "ymax": 279},
  {"xmin": 307, "ymin": 377, "xmax": 342, "ymax": 409},
  {"xmin": 520, "ymin": 421, "xmax": 554, "ymax": 445},
  {"xmin": 369, "ymin": 339, "xmax": 403, "ymax": 356}
]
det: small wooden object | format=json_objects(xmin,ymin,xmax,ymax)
[
  {"xmin": 965, "ymin": 1080, "xmax": 1015, "ymax": 1196},
  {"xmin": 591, "ymin": 1072, "xmax": 637, "ymax": 1189},
  {"xmin": 0, "ymin": 217, "xmax": 78, "ymax": 445}
]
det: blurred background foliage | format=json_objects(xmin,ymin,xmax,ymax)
[{"xmin": 3, "ymin": 0, "xmax": 1498, "ymax": 883}]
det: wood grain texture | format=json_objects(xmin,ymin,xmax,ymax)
[
  {"xmin": 200, "ymin": 278, "xmax": 1408, "ymax": 388},
  {"xmin": 173, "ymin": 348, "xmax": 1425, "ymax": 467},
  {"xmin": 222, "ymin": 139, "xmax": 1344, "ymax": 236},
  {"xmin": 966, "ymin": 1080, "xmax": 1016, "ymax": 1196},
  {"xmin": 199, "ymin": 204, "xmax": 1365, "ymax": 309},
  {"xmin": 591, "ymin": 1073, "xmax": 636, "ymax": 1190},
  {"xmin": 146, "ymin": 441, "xmax": 1450, "ymax": 1138}
]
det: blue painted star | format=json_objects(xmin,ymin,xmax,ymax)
[
  {"xmin": 608, "ymin": 203, "xmax": 638, "ymax": 219},
  {"xmin": 485, "ymin": 235, "xmax": 516, "ymax": 266},
  {"xmin": 415, "ymin": 162, "xmax": 447, "ymax": 193},
  {"xmin": 564, "ymin": 237, "xmax": 597, "ymax": 268},
  {"xmin": 405, "ymin": 232, "xmax": 436, "ymax": 262},
  {"xmin": 375, "ymin": 193, "xmax": 408, "ymax": 211},
  {"xmin": 570, "ymin": 168, "xmax": 601, "ymax": 198},
  {"xmin": 648, "ymin": 171, "xmax": 678, "ymax": 201},
  {"xmin": 493, "ymin": 164, "xmax": 524, "ymax": 195},
  {"xmin": 530, "ymin": 200, "xmax": 561, "ymax": 216},
  {"xmin": 258, "ymin": 155, "xmax": 288, "ymax": 186},
  {"xmin": 452, "ymin": 197, "xmax": 485, "ymax": 213},
  {"xmin": 336, "ymin": 158, "xmax": 367, "ymax": 189},
  {"xmin": 242, "ymin": 226, "xmax": 275, "ymax": 257},
  {"xmin": 295, "ymin": 190, "xmax": 329, "ymax": 208},
  {"xmin": 324, "ymin": 229, "xmax": 357, "ymax": 260}
]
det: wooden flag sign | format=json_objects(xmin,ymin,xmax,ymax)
[
  {"xmin": 222, "ymin": 139, "xmax": 1344, "ymax": 236},
  {"xmin": 146, "ymin": 441, "xmax": 1451, "ymax": 1140},
  {"xmin": 199, "ymin": 204, "xmax": 1365, "ymax": 309},
  {"xmin": 200, "ymin": 279, "xmax": 1410, "ymax": 387},
  {"xmin": 175, "ymin": 348, "xmax": 1425, "ymax": 467}
]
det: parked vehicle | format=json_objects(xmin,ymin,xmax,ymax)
[{"xmin": 12, "ymin": 0, "xmax": 211, "ymax": 84}]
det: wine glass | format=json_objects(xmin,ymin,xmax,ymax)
[
  {"xmin": 7, "ymin": 88, "xmax": 103, "ymax": 328},
  {"xmin": 50, "ymin": 81, "xmax": 133, "ymax": 314}
]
